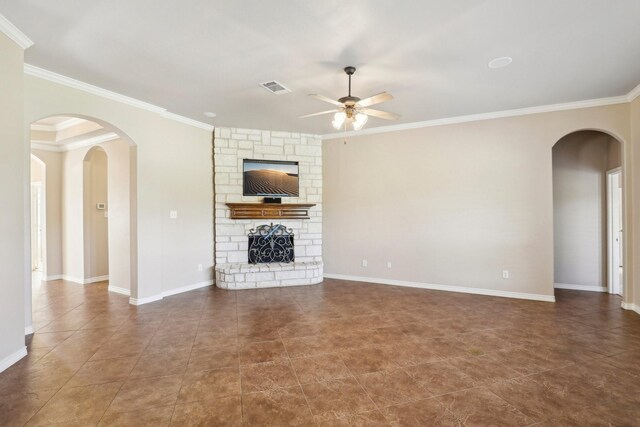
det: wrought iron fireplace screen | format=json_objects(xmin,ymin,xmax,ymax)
[{"xmin": 248, "ymin": 223, "xmax": 295, "ymax": 264}]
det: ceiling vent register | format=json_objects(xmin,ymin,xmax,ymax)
[{"xmin": 259, "ymin": 80, "xmax": 292, "ymax": 95}]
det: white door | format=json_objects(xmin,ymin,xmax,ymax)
[{"xmin": 607, "ymin": 169, "xmax": 623, "ymax": 295}]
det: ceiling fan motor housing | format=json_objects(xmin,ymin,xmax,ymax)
[{"xmin": 338, "ymin": 96, "xmax": 361, "ymax": 106}]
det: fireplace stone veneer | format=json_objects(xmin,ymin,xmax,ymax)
[
  {"xmin": 215, "ymin": 261, "xmax": 323, "ymax": 290},
  {"xmin": 214, "ymin": 127, "xmax": 323, "ymax": 290}
]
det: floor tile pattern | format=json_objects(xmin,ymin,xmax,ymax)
[{"xmin": 1, "ymin": 277, "xmax": 640, "ymax": 425}]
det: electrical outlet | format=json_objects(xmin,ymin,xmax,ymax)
[
  {"xmin": 362, "ymin": 259, "xmax": 368, "ymax": 267},
  {"xmin": 169, "ymin": 210, "xmax": 178, "ymax": 219},
  {"xmin": 387, "ymin": 262, "xmax": 392, "ymax": 269},
  {"xmin": 502, "ymin": 270, "xmax": 510, "ymax": 279},
  {"xmin": 198, "ymin": 264, "xmax": 203, "ymax": 272}
]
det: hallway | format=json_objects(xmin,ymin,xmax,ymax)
[{"xmin": 2, "ymin": 278, "xmax": 640, "ymax": 425}]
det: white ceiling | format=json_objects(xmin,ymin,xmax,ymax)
[{"xmin": 3, "ymin": 0, "xmax": 640, "ymax": 134}]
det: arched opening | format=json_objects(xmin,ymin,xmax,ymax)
[
  {"xmin": 552, "ymin": 130, "xmax": 624, "ymax": 302},
  {"xmin": 28, "ymin": 114, "xmax": 138, "ymax": 330}
]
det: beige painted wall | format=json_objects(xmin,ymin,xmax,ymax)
[
  {"xmin": 0, "ymin": 33, "xmax": 26, "ymax": 366},
  {"xmin": 631, "ymin": 96, "xmax": 640, "ymax": 308},
  {"xmin": 31, "ymin": 149, "xmax": 63, "ymax": 278},
  {"xmin": 30, "ymin": 158, "xmax": 44, "ymax": 181},
  {"xmin": 103, "ymin": 139, "xmax": 133, "ymax": 293},
  {"xmin": 62, "ymin": 147, "xmax": 87, "ymax": 281},
  {"xmin": 24, "ymin": 75, "xmax": 213, "ymax": 300},
  {"xmin": 552, "ymin": 131, "xmax": 621, "ymax": 289},
  {"xmin": 84, "ymin": 148, "xmax": 109, "ymax": 279},
  {"xmin": 607, "ymin": 137, "xmax": 623, "ymax": 171},
  {"xmin": 324, "ymin": 103, "xmax": 632, "ymax": 300}
]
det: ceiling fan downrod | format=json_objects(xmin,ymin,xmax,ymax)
[
  {"xmin": 344, "ymin": 66, "xmax": 356, "ymax": 97},
  {"xmin": 339, "ymin": 66, "xmax": 360, "ymax": 105}
]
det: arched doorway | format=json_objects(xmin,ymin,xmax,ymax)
[
  {"xmin": 552, "ymin": 130, "xmax": 624, "ymax": 299},
  {"xmin": 28, "ymin": 114, "xmax": 137, "ymax": 330}
]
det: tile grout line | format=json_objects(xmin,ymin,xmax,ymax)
[
  {"xmin": 233, "ymin": 294, "xmax": 245, "ymax": 425},
  {"xmin": 277, "ymin": 328, "xmax": 318, "ymax": 426},
  {"xmin": 166, "ymin": 305, "xmax": 206, "ymax": 424},
  {"xmin": 23, "ymin": 290, "xmax": 129, "ymax": 426}
]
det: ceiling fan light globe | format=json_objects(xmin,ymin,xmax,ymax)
[
  {"xmin": 352, "ymin": 113, "xmax": 368, "ymax": 130},
  {"xmin": 332, "ymin": 111, "xmax": 347, "ymax": 129}
]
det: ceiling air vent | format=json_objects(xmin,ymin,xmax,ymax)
[{"xmin": 259, "ymin": 80, "xmax": 291, "ymax": 95}]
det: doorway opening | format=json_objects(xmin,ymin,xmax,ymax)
[
  {"xmin": 28, "ymin": 114, "xmax": 137, "ymax": 331},
  {"xmin": 552, "ymin": 130, "xmax": 623, "ymax": 296}
]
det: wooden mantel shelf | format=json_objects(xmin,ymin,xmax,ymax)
[{"xmin": 226, "ymin": 203, "xmax": 316, "ymax": 220}]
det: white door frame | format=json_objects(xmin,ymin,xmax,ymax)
[{"xmin": 606, "ymin": 167, "xmax": 622, "ymax": 295}]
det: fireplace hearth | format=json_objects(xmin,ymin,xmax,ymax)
[{"xmin": 248, "ymin": 223, "xmax": 294, "ymax": 264}]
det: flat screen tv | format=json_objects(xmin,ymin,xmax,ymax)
[{"xmin": 243, "ymin": 159, "xmax": 299, "ymax": 197}]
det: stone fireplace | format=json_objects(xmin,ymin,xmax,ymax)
[{"xmin": 213, "ymin": 127, "xmax": 323, "ymax": 290}]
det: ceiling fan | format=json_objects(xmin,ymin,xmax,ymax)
[{"xmin": 300, "ymin": 66, "xmax": 400, "ymax": 131}]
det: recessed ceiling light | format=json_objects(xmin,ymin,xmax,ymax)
[
  {"xmin": 488, "ymin": 57, "xmax": 513, "ymax": 69},
  {"xmin": 203, "ymin": 112, "xmax": 216, "ymax": 118}
]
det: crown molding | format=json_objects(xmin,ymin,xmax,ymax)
[
  {"xmin": 31, "ymin": 132, "xmax": 119, "ymax": 152},
  {"xmin": 24, "ymin": 64, "xmax": 214, "ymax": 132},
  {"xmin": 627, "ymin": 83, "xmax": 640, "ymax": 102},
  {"xmin": 31, "ymin": 142, "xmax": 62, "ymax": 152},
  {"xmin": 322, "ymin": 94, "xmax": 632, "ymax": 140},
  {"xmin": 0, "ymin": 14, "xmax": 33, "ymax": 49},
  {"xmin": 64, "ymin": 132, "xmax": 119, "ymax": 151},
  {"xmin": 161, "ymin": 111, "xmax": 216, "ymax": 131},
  {"xmin": 55, "ymin": 117, "xmax": 86, "ymax": 131},
  {"xmin": 25, "ymin": 64, "xmax": 165, "ymax": 113},
  {"xmin": 30, "ymin": 124, "xmax": 55, "ymax": 132},
  {"xmin": 31, "ymin": 117, "xmax": 87, "ymax": 133}
]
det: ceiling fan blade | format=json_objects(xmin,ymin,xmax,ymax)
[
  {"xmin": 361, "ymin": 108, "xmax": 400, "ymax": 121},
  {"xmin": 357, "ymin": 92, "xmax": 394, "ymax": 107},
  {"xmin": 299, "ymin": 109, "xmax": 341, "ymax": 119},
  {"xmin": 309, "ymin": 94, "xmax": 343, "ymax": 107}
]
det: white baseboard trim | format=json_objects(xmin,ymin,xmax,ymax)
[
  {"xmin": 621, "ymin": 302, "xmax": 640, "ymax": 315},
  {"xmin": 62, "ymin": 275, "xmax": 84, "ymax": 284},
  {"xmin": 44, "ymin": 274, "xmax": 62, "ymax": 281},
  {"xmin": 129, "ymin": 294, "xmax": 164, "ymax": 306},
  {"xmin": 163, "ymin": 280, "xmax": 214, "ymax": 297},
  {"xmin": 24, "ymin": 325, "xmax": 34, "ymax": 335},
  {"xmin": 324, "ymin": 274, "xmax": 556, "ymax": 302},
  {"xmin": 0, "ymin": 346, "xmax": 27, "ymax": 374},
  {"xmin": 554, "ymin": 283, "xmax": 607, "ymax": 292},
  {"xmin": 61, "ymin": 275, "xmax": 109, "ymax": 285},
  {"xmin": 85, "ymin": 275, "xmax": 109, "ymax": 284},
  {"xmin": 108, "ymin": 285, "xmax": 131, "ymax": 296},
  {"xmin": 129, "ymin": 280, "xmax": 214, "ymax": 306}
]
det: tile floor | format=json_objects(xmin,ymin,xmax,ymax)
[{"xmin": 1, "ymin": 278, "xmax": 640, "ymax": 426}]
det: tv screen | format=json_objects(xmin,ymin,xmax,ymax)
[{"xmin": 243, "ymin": 159, "xmax": 299, "ymax": 197}]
